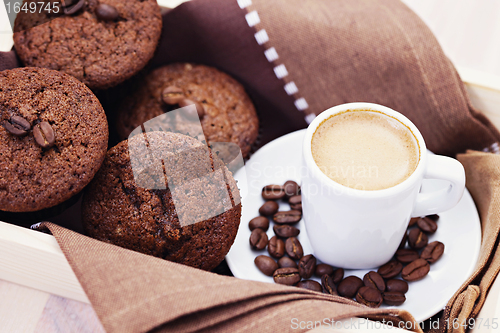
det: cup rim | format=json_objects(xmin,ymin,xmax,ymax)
[{"xmin": 303, "ymin": 102, "xmax": 427, "ymax": 197}]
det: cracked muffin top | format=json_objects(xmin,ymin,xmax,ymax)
[
  {"xmin": 82, "ymin": 131, "xmax": 241, "ymax": 271},
  {"xmin": 115, "ymin": 63, "xmax": 259, "ymax": 158},
  {"xmin": 0, "ymin": 67, "xmax": 108, "ymax": 212},
  {"xmin": 13, "ymin": 0, "xmax": 162, "ymax": 90}
]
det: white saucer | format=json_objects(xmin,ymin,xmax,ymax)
[{"xmin": 226, "ymin": 129, "xmax": 481, "ymax": 323}]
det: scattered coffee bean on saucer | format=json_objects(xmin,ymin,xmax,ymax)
[
  {"xmin": 356, "ymin": 286, "xmax": 383, "ymax": 308},
  {"xmin": 298, "ymin": 254, "xmax": 316, "ymax": 279},
  {"xmin": 417, "ymin": 216, "xmax": 438, "ymax": 234},
  {"xmin": 273, "ymin": 267, "xmax": 301, "ymax": 286},
  {"xmin": 255, "ymin": 255, "xmax": 278, "ymax": 276},
  {"xmin": 338, "ymin": 276, "xmax": 363, "ymax": 298},
  {"xmin": 249, "ymin": 228, "xmax": 268, "ymax": 250},
  {"xmin": 315, "ymin": 263, "xmax": 334, "ymax": 277},
  {"xmin": 283, "ymin": 180, "xmax": 300, "ymax": 198},
  {"xmin": 262, "ymin": 184, "xmax": 285, "ymax": 200},
  {"xmin": 248, "ymin": 216, "xmax": 269, "ymax": 231},
  {"xmin": 420, "ymin": 241, "xmax": 445, "ymax": 263},
  {"xmin": 268, "ymin": 236, "xmax": 285, "ymax": 259},
  {"xmin": 250, "ymin": 189, "xmax": 443, "ymax": 307},
  {"xmin": 297, "ymin": 280, "xmax": 322, "ymax": 292},
  {"xmin": 408, "ymin": 228, "xmax": 428, "ymax": 250},
  {"xmin": 259, "ymin": 201, "xmax": 279, "ymax": 216}
]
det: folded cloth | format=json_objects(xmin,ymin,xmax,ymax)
[
  {"xmin": 41, "ymin": 222, "xmax": 422, "ymax": 333},
  {"xmin": 438, "ymin": 151, "xmax": 500, "ymax": 333},
  {"xmin": 151, "ymin": 0, "xmax": 500, "ymax": 156},
  {"xmin": 2, "ymin": 0, "xmax": 500, "ymax": 332}
]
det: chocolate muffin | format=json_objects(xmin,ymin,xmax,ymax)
[
  {"xmin": 82, "ymin": 131, "xmax": 241, "ymax": 271},
  {"xmin": 115, "ymin": 63, "xmax": 259, "ymax": 158},
  {"xmin": 13, "ymin": 0, "xmax": 162, "ymax": 90},
  {"xmin": 0, "ymin": 67, "xmax": 108, "ymax": 212}
]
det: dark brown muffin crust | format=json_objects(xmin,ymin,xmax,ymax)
[
  {"xmin": 0, "ymin": 67, "xmax": 108, "ymax": 212},
  {"xmin": 82, "ymin": 131, "xmax": 241, "ymax": 271},
  {"xmin": 115, "ymin": 63, "xmax": 259, "ymax": 158},
  {"xmin": 13, "ymin": 0, "xmax": 162, "ymax": 90}
]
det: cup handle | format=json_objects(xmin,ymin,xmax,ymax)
[{"xmin": 411, "ymin": 154, "xmax": 466, "ymax": 217}]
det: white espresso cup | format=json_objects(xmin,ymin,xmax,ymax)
[{"xmin": 301, "ymin": 102, "xmax": 465, "ymax": 269}]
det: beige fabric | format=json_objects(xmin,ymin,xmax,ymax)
[
  {"xmin": 454, "ymin": 286, "xmax": 480, "ymax": 333},
  {"xmin": 249, "ymin": 0, "xmax": 500, "ymax": 156},
  {"xmin": 439, "ymin": 151, "xmax": 500, "ymax": 332},
  {"xmin": 41, "ymin": 223, "xmax": 423, "ymax": 333}
]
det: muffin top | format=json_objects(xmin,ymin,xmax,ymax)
[
  {"xmin": 116, "ymin": 63, "xmax": 259, "ymax": 158},
  {"xmin": 82, "ymin": 131, "xmax": 241, "ymax": 271},
  {"xmin": 13, "ymin": 0, "xmax": 162, "ymax": 90},
  {"xmin": 0, "ymin": 67, "xmax": 108, "ymax": 212}
]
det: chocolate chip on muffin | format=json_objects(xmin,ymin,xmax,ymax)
[
  {"xmin": 82, "ymin": 131, "xmax": 241, "ymax": 271},
  {"xmin": 115, "ymin": 63, "xmax": 259, "ymax": 158},
  {"xmin": 13, "ymin": 0, "xmax": 162, "ymax": 90},
  {"xmin": 0, "ymin": 67, "xmax": 108, "ymax": 212}
]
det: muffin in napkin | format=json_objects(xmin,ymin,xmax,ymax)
[
  {"xmin": 0, "ymin": 67, "xmax": 108, "ymax": 212},
  {"xmin": 13, "ymin": 0, "xmax": 162, "ymax": 90},
  {"xmin": 115, "ymin": 63, "xmax": 259, "ymax": 158},
  {"xmin": 82, "ymin": 131, "xmax": 241, "ymax": 271}
]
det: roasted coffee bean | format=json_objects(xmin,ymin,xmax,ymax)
[
  {"xmin": 283, "ymin": 180, "xmax": 300, "ymax": 198},
  {"xmin": 249, "ymin": 216, "xmax": 269, "ymax": 231},
  {"xmin": 395, "ymin": 249, "xmax": 420, "ymax": 264},
  {"xmin": 254, "ymin": 255, "xmax": 278, "ymax": 276},
  {"xmin": 382, "ymin": 291, "xmax": 406, "ymax": 306},
  {"xmin": 402, "ymin": 259, "xmax": 430, "ymax": 282},
  {"xmin": 321, "ymin": 274, "xmax": 337, "ymax": 295},
  {"xmin": 249, "ymin": 228, "xmax": 268, "ymax": 250},
  {"xmin": 162, "ymin": 86, "xmax": 184, "ymax": 105},
  {"xmin": 377, "ymin": 261, "xmax": 403, "ymax": 279},
  {"xmin": 63, "ymin": 0, "xmax": 85, "ymax": 15},
  {"xmin": 421, "ymin": 241, "xmax": 445, "ymax": 263},
  {"xmin": 278, "ymin": 257, "xmax": 297, "ymax": 269},
  {"xmin": 332, "ymin": 268, "xmax": 344, "ymax": 284},
  {"xmin": 273, "ymin": 225, "xmax": 300, "ymax": 238},
  {"xmin": 273, "ymin": 210, "xmax": 302, "ymax": 224},
  {"xmin": 298, "ymin": 254, "xmax": 316, "ymax": 279},
  {"xmin": 95, "ymin": 3, "xmax": 119, "ymax": 21},
  {"xmin": 268, "ymin": 236, "xmax": 285, "ymax": 258},
  {"xmin": 297, "ymin": 280, "xmax": 322, "ymax": 292},
  {"xmin": 285, "ymin": 237, "xmax": 303, "ymax": 260},
  {"xmin": 179, "ymin": 99, "xmax": 205, "ymax": 118},
  {"xmin": 262, "ymin": 184, "xmax": 285, "ymax": 200},
  {"xmin": 273, "ymin": 267, "xmax": 301, "ymax": 286},
  {"xmin": 259, "ymin": 201, "xmax": 279, "ymax": 216},
  {"xmin": 408, "ymin": 228, "xmax": 428, "ymax": 250},
  {"xmin": 363, "ymin": 271, "xmax": 385, "ymax": 292},
  {"xmin": 315, "ymin": 263, "xmax": 334, "ymax": 277},
  {"xmin": 386, "ymin": 279, "xmax": 409, "ymax": 294},
  {"xmin": 417, "ymin": 217, "xmax": 438, "ymax": 234},
  {"xmin": 408, "ymin": 217, "xmax": 419, "ymax": 227},
  {"xmin": 3, "ymin": 115, "xmax": 30, "ymax": 136},
  {"xmin": 398, "ymin": 231, "xmax": 408, "ymax": 250},
  {"xmin": 33, "ymin": 121, "xmax": 55, "ymax": 148},
  {"xmin": 337, "ymin": 276, "xmax": 363, "ymax": 298},
  {"xmin": 288, "ymin": 195, "xmax": 302, "ymax": 211},
  {"xmin": 427, "ymin": 214, "xmax": 440, "ymax": 221},
  {"xmin": 356, "ymin": 286, "xmax": 383, "ymax": 308}
]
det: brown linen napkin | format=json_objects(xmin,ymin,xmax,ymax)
[
  {"xmin": 41, "ymin": 222, "xmax": 423, "ymax": 333},
  {"xmin": 2, "ymin": 0, "xmax": 500, "ymax": 331},
  {"xmin": 434, "ymin": 151, "xmax": 500, "ymax": 333},
  {"xmin": 150, "ymin": 0, "xmax": 500, "ymax": 156}
]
